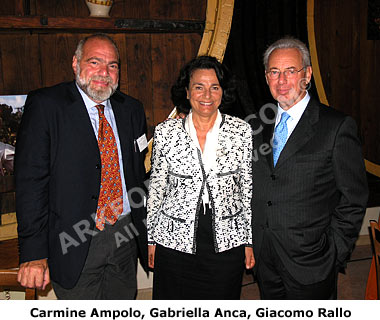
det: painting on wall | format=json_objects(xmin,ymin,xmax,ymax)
[
  {"xmin": 368, "ymin": 0, "xmax": 380, "ymax": 40},
  {"xmin": 0, "ymin": 95, "xmax": 25, "ymax": 145},
  {"xmin": 0, "ymin": 95, "xmax": 26, "ymax": 176}
]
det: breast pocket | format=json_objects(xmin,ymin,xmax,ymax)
[
  {"xmin": 292, "ymin": 151, "xmax": 333, "ymax": 192},
  {"xmin": 167, "ymin": 170, "xmax": 192, "ymax": 189},
  {"xmin": 216, "ymin": 167, "xmax": 241, "ymax": 177},
  {"xmin": 294, "ymin": 151, "xmax": 332, "ymax": 176},
  {"xmin": 221, "ymin": 209, "xmax": 243, "ymax": 223},
  {"xmin": 295, "ymin": 151, "xmax": 331, "ymax": 164}
]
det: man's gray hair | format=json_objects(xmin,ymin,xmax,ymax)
[
  {"xmin": 74, "ymin": 33, "xmax": 120, "ymax": 62},
  {"xmin": 263, "ymin": 37, "xmax": 311, "ymax": 70}
]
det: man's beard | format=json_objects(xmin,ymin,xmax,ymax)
[{"xmin": 76, "ymin": 67, "xmax": 118, "ymax": 102}]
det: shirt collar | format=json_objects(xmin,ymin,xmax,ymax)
[
  {"xmin": 76, "ymin": 83, "xmax": 111, "ymax": 111},
  {"xmin": 186, "ymin": 110, "xmax": 222, "ymax": 134},
  {"xmin": 276, "ymin": 92, "xmax": 310, "ymax": 126}
]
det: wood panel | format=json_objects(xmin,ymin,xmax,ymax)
[
  {"xmin": 314, "ymin": 0, "xmax": 380, "ymax": 164},
  {"xmin": 359, "ymin": 0, "xmax": 380, "ymax": 164},
  {"xmin": 0, "ymin": 1, "xmax": 18, "ymax": 15},
  {"xmin": 29, "ymin": 0, "xmax": 206, "ymax": 20},
  {"xmin": 113, "ymin": 0, "xmax": 151, "ymax": 19},
  {"xmin": 0, "ymin": 0, "xmax": 206, "ymax": 139},
  {"xmin": 0, "ymin": 238, "xmax": 18, "ymax": 268},
  {"xmin": 0, "ymin": 176, "xmax": 14, "ymax": 194},
  {"xmin": 0, "ymin": 176, "xmax": 15, "ymax": 217},
  {"xmin": 123, "ymin": 34, "xmax": 154, "ymax": 136},
  {"xmin": 151, "ymin": 34, "xmax": 190, "ymax": 125},
  {"xmin": 0, "ymin": 34, "xmax": 41, "ymax": 94},
  {"xmin": 30, "ymin": 0, "xmax": 89, "ymax": 17},
  {"xmin": 0, "ymin": 192, "xmax": 15, "ymax": 215},
  {"xmin": 39, "ymin": 34, "xmax": 82, "ymax": 88}
]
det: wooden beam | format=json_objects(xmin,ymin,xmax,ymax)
[
  {"xmin": 0, "ymin": 16, "xmax": 204, "ymax": 33},
  {"xmin": 198, "ymin": 0, "xmax": 235, "ymax": 62}
]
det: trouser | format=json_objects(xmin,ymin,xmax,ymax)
[
  {"xmin": 52, "ymin": 214, "xmax": 138, "ymax": 299},
  {"xmin": 256, "ymin": 231, "xmax": 337, "ymax": 300}
]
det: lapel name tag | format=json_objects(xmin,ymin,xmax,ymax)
[{"xmin": 136, "ymin": 134, "xmax": 148, "ymax": 152}]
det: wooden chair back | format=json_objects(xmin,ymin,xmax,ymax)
[
  {"xmin": 369, "ymin": 219, "xmax": 380, "ymax": 300},
  {"xmin": 0, "ymin": 238, "xmax": 36, "ymax": 299}
]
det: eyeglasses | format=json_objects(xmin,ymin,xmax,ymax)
[{"xmin": 266, "ymin": 67, "xmax": 306, "ymax": 80}]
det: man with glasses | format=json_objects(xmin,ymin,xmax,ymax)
[{"xmin": 252, "ymin": 37, "xmax": 368, "ymax": 299}]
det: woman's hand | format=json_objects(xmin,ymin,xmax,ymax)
[
  {"xmin": 245, "ymin": 247, "xmax": 255, "ymax": 269},
  {"xmin": 148, "ymin": 244, "xmax": 156, "ymax": 269}
]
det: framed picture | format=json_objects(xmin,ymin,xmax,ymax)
[{"xmin": 0, "ymin": 95, "xmax": 26, "ymax": 147}]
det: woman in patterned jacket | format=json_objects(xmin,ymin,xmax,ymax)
[{"xmin": 147, "ymin": 56, "xmax": 254, "ymax": 299}]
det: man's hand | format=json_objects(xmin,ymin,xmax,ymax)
[
  {"xmin": 245, "ymin": 247, "xmax": 255, "ymax": 269},
  {"xmin": 17, "ymin": 258, "xmax": 50, "ymax": 290},
  {"xmin": 148, "ymin": 245, "xmax": 156, "ymax": 269}
]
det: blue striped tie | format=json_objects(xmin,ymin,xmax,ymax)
[{"xmin": 273, "ymin": 112, "xmax": 290, "ymax": 166}]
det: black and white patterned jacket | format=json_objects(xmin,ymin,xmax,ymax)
[{"xmin": 147, "ymin": 114, "xmax": 253, "ymax": 254}]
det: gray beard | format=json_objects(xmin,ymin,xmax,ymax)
[{"xmin": 76, "ymin": 69, "xmax": 118, "ymax": 102}]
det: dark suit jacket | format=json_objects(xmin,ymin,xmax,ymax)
[
  {"xmin": 252, "ymin": 98, "xmax": 368, "ymax": 285},
  {"xmin": 15, "ymin": 81, "xmax": 148, "ymax": 289}
]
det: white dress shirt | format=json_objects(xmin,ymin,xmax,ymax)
[{"xmin": 274, "ymin": 92, "xmax": 310, "ymax": 143}]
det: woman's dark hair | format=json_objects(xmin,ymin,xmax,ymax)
[{"xmin": 171, "ymin": 55, "xmax": 236, "ymax": 115}]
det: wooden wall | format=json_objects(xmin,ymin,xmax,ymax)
[
  {"xmin": 314, "ymin": 0, "xmax": 380, "ymax": 165},
  {"xmin": 0, "ymin": 0, "xmax": 206, "ymax": 138}
]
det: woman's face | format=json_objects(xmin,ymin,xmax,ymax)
[{"xmin": 186, "ymin": 68, "xmax": 223, "ymax": 118}]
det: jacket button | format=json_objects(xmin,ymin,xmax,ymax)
[
  {"xmin": 95, "ymin": 164, "xmax": 101, "ymax": 169},
  {"xmin": 271, "ymin": 174, "xmax": 276, "ymax": 180},
  {"xmin": 91, "ymin": 195, "xmax": 98, "ymax": 200},
  {"xmin": 267, "ymin": 201, "xmax": 272, "ymax": 206}
]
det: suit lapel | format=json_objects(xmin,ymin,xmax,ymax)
[
  {"xmin": 262, "ymin": 121, "xmax": 275, "ymax": 170},
  {"xmin": 261, "ymin": 106, "xmax": 276, "ymax": 170},
  {"xmin": 65, "ymin": 82, "xmax": 100, "ymax": 157},
  {"xmin": 274, "ymin": 99, "xmax": 319, "ymax": 169}
]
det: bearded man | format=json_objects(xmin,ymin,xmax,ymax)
[{"xmin": 15, "ymin": 34, "xmax": 148, "ymax": 299}]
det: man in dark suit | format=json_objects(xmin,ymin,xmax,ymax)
[
  {"xmin": 252, "ymin": 37, "xmax": 368, "ymax": 299},
  {"xmin": 15, "ymin": 34, "xmax": 148, "ymax": 299}
]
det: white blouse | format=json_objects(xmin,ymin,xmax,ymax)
[{"xmin": 185, "ymin": 110, "xmax": 222, "ymax": 206}]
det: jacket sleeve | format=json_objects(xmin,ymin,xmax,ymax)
[
  {"xmin": 241, "ymin": 122, "xmax": 253, "ymax": 246},
  {"xmin": 15, "ymin": 92, "xmax": 50, "ymax": 263},
  {"xmin": 331, "ymin": 116, "xmax": 368, "ymax": 268},
  {"xmin": 146, "ymin": 123, "xmax": 169, "ymax": 244}
]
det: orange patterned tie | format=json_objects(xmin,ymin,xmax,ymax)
[{"xmin": 95, "ymin": 104, "xmax": 123, "ymax": 230}]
